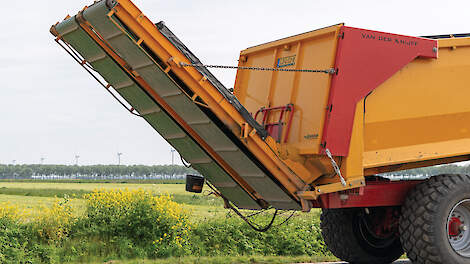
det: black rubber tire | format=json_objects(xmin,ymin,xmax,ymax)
[
  {"xmin": 321, "ymin": 207, "xmax": 404, "ymax": 264},
  {"xmin": 399, "ymin": 174, "xmax": 470, "ymax": 264}
]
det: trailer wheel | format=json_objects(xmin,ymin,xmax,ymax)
[
  {"xmin": 320, "ymin": 207, "xmax": 403, "ymax": 264},
  {"xmin": 400, "ymin": 174, "xmax": 470, "ymax": 264}
]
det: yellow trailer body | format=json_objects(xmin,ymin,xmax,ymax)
[
  {"xmin": 363, "ymin": 37, "xmax": 470, "ymax": 172},
  {"xmin": 50, "ymin": 0, "xmax": 470, "ymax": 211},
  {"xmin": 51, "ymin": 1, "xmax": 470, "ymax": 263},
  {"xmin": 234, "ymin": 26, "xmax": 470, "ymax": 192}
]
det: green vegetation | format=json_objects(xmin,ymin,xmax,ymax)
[
  {"xmin": 0, "ymin": 194, "xmax": 85, "ymax": 218},
  {"xmin": 102, "ymin": 255, "xmax": 337, "ymax": 264},
  {"xmin": 0, "ymin": 187, "xmax": 89, "ymax": 199},
  {"xmin": 0, "ymin": 164, "xmax": 196, "ymax": 180},
  {"xmin": 0, "ymin": 182, "xmax": 223, "ymax": 207},
  {"xmin": 0, "ymin": 182, "xmax": 187, "ymax": 193},
  {"xmin": 0, "ymin": 179, "xmax": 185, "ymax": 184},
  {"xmin": 381, "ymin": 163, "xmax": 470, "ymax": 177},
  {"xmin": 0, "ymin": 188, "xmax": 222, "ymax": 207},
  {"xmin": 2, "ymin": 159, "xmax": 457, "ymax": 263},
  {"xmin": 1, "ymin": 162, "xmax": 468, "ymax": 183},
  {"xmin": 0, "ymin": 183, "xmax": 333, "ymax": 263}
]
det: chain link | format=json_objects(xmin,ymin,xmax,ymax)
[{"xmin": 180, "ymin": 62, "xmax": 336, "ymax": 74}]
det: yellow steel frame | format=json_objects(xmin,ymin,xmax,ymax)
[
  {"xmin": 108, "ymin": 0, "xmax": 309, "ymax": 200},
  {"xmin": 105, "ymin": 0, "xmax": 370, "ymax": 202},
  {"xmin": 111, "ymin": 2, "xmax": 470, "ymax": 204},
  {"xmin": 63, "ymin": 7, "xmax": 264, "ymax": 203},
  {"xmin": 56, "ymin": 0, "xmax": 470, "ymax": 208},
  {"xmin": 234, "ymin": 25, "xmax": 366, "ymax": 195}
]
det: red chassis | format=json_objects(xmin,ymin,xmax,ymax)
[{"xmin": 312, "ymin": 178, "xmax": 423, "ymax": 209}]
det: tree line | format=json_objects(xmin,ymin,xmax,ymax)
[
  {"xmin": 0, "ymin": 164, "xmax": 197, "ymax": 180},
  {"xmin": 1, "ymin": 162, "xmax": 469, "ymax": 181},
  {"xmin": 382, "ymin": 163, "xmax": 470, "ymax": 178}
]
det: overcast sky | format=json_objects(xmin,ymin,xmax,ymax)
[{"xmin": 0, "ymin": 0, "xmax": 468, "ymax": 165}]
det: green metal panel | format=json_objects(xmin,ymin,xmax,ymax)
[
  {"xmin": 54, "ymin": 0, "xmax": 301, "ymax": 210},
  {"xmin": 54, "ymin": 16, "xmax": 260, "ymax": 210},
  {"xmin": 116, "ymin": 85, "xmax": 160, "ymax": 114},
  {"xmin": 82, "ymin": 1, "xmax": 299, "ymax": 210},
  {"xmin": 143, "ymin": 112, "xmax": 183, "ymax": 140},
  {"xmin": 90, "ymin": 58, "xmax": 131, "ymax": 87}
]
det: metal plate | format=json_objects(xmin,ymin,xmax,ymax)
[
  {"xmin": 55, "ymin": 15, "xmax": 260, "ymax": 209},
  {"xmin": 56, "ymin": 0, "xmax": 300, "ymax": 209}
]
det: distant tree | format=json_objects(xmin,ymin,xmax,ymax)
[{"xmin": 0, "ymin": 164, "xmax": 196, "ymax": 180}]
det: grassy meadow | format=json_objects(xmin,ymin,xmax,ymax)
[
  {"xmin": 0, "ymin": 180, "xmax": 334, "ymax": 263},
  {"xmin": 0, "ymin": 182, "xmax": 226, "ymax": 219}
]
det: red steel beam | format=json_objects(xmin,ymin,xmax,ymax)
[{"xmin": 313, "ymin": 179, "xmax": 423, "ymax": 209}]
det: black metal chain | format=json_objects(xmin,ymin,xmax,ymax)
[{"xmin": 180, "ymin": 62, "xmax": 336, "ymax": 74}]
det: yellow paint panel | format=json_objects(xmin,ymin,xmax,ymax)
[
  {"xmin": 54, "ymin": 0, "xmax": 470, "ymax": 201},
  {"xmin": 364, "ymin": 40, "xmax": 470, "ymax": 167},
  {"xmin": 235, "ymin": 25, "xmax": 342, "ymax": 155}
]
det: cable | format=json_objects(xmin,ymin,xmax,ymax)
[
  {"xmin": 56, "ymin": 38, "xmax": 142, "ymax": 118},
  {"xmin": 180, "ymin": 156, "xmax": 191, "ymax": 168},
  {"xmin": 204, "ymin": 181, "xmax": 298, "ymax": 232}
]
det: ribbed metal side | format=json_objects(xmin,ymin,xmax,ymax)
[
  {"xmin": 55, "ymin": 16, "xmax": 260, "ymax": 209},
  {"xmin": 55, "ymin": 0, "xmax": 300, "ymax": 209}
]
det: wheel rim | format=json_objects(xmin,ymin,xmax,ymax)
[
  {"xmin": 447, "ymin": 199, "xmax": 470, "ymax": 258},
  {"xmin": 356, "ymin": 209, "xmax": 398, "ymax": 250},
  {"xmin": 358, "ymin": 218, "xmax": 396, "ymax": 249}
]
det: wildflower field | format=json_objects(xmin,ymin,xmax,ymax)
[{"xmin": 0, "ymin": 181, "xmax": 335, "ymax": 263}]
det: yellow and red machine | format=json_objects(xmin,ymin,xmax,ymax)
[{"xmin": 51, "ymin": 0, "xmax": 470, "ymax": 263}]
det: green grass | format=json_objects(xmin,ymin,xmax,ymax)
[
  {"xmin": 0, "ymin": 181, "xmax": 316, "ymax": 219},
  {"xmin": 0, "ymin": 182, "xmax": 224, "ymax": 209},
  {"xmin": 0, "ymin": 187, "xmax": 89, "ymax": 198},
  {"xmin": 0, "ymin": 186, "xmax": 223, "ymax": 207},
  {"xmin": 0, "ymin": 194, "xmax": 85, "ymax": 218},
  {"xmin": 0, "ymin": 182, "xmax": 187, "ymax": 193},
  {"xmin": 0, "ymin": 193, "xmax": 226, "ymax": 220},
  {"xmin": 92, "ymin": 255, "xmax": 338, "ymax": 264},
  {"xmin": 0, "ymin": 181, "xmax": 331, "ymax": 263}
]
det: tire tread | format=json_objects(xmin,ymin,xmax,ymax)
[
  {"xmin": 399, "ymin": 174, "xmax": 470, "ymax": 264},
  {"xmin": 321, "ymin": 208, "xmax": 402, "ymax": 264}
]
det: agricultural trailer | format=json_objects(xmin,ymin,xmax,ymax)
[{"xmin": 50, "ymin": 0, "xmax": 470, "ymax": 263}]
